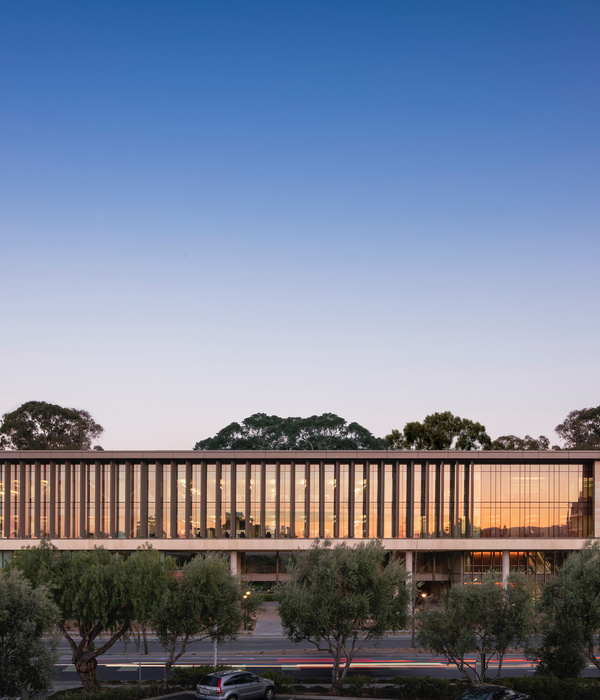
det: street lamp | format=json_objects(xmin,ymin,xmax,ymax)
[{"xmin": 243, "ymin": 591, "xmax": 252, "ymax": 630}]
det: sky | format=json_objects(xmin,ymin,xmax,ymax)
[{"xmin": 1, "ymin": 1, "xmax": 599, "ymax": 449}]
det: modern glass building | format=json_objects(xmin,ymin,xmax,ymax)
[{"xmin": 1, "ymin": 450, "xmax": 598, "ymax": 594}]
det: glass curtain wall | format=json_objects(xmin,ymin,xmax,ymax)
[{"xmin": 0, "ymin": 458, "xmax": 594, "ymax": 541}]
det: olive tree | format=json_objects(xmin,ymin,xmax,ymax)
[
  {"xmin": 151, "ymin": 552, "xmax": 243, "ymax": 690},
  {"xmin": 536, "ymin": 541, "xmax": 600, "ymax": 673},
  {"xmin": 277, "ymin": 541, "xmax": 409, "ymax": 694},
  {"xmin": 418, "ymin": 574, "xmax": 534, "ymax": 685},
  {"xmin": 12, "ymin": 541, "xmax": 174, "ymax": 693},
  {"xmin": 0, "ymin": 569, "xmax": 59, "ymax": 697}
]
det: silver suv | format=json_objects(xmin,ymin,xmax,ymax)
[{"xmin": 196, "ymin": 670, "xmax": 275, "ymax": 700}]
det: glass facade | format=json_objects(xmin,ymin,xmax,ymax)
[{"xmin": 0, "ymin": 456, "xmax": 594, "ymax": 541}]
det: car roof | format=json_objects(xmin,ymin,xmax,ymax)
[{"xmin": 206, "ymin": 670, "xmax": 245, "ymax": 678}]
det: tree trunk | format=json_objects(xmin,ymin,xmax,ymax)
[
  {"xmin": 73, "ymin": 652, "xmax": 99, "ymax": 693},
  {"xmin": 142, "ymin": 624, "xmax": 149, "ymax": 655},
  {"xmin": 329, "ymin": 642, "xmax": 343, "ymax": 694}
]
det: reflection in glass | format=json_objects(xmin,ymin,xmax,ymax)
[
  {"xmin": 265, "ymin": 464, "xmax": 276, "ymax": 537},
  {"xmin": 250, "ymin": 463, "xmax": 261, "ymax": 538},
  {"xmin": 294, "ymin": 464, "xmax": 306, "ymax": 537},
  {"xmin": 279, "ymin": 464, "xmax": 291, "ymax": 537},
  {"xmin": 220, "ymin": 464, "xmax": 231, "ymax": 537}
]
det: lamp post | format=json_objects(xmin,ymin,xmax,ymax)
[{"xmin": 242, "ymin": 590, "xmax": 252, "ymax": 630}]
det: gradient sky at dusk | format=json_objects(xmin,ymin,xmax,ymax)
[{"xmin": 2, "ymin": 1, "xmax": 599, "ymax": 448}]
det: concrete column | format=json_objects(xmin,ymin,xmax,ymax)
[
  {"xmin": 230, "ymin": 551, "xmax": 239, "ymax": 576},
  {"xmin": 405, "ymin": 551, "xmax": 413, "ymax": 582},
  {"xmin": 502, "ymin": 550, "xmax": 510, "ymax": 589}
]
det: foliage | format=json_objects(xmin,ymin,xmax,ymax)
[
  {"xmin": 194, "ymin": 412, "xmax": 385, "ymax": 449},
  {"xmin": 260, "ymin": 670, "xmax": 296, "ymax": 693},
  {"xmin": 171, "ymin": 665, "xmax": 232, "ymax": 689},
  {"xmin": 385, "ymin": 411, "xmax": 492, "ymax": 450},
  {"xmin": 532, "ymin": 627, "xmax": 587, "ymax": 679},
  {"xmin": 346, "ymin": 674, "xmax": 372, "ymax": 695},
  {"xmin": 536, "ymin": 541, "xmax": 600, "ymax": 674},
  {"xmin": 128, "ymin": 544, "xmax": 177, "ymax": 655},
  {"xmin": 0, "ymin": 568, "xmax": 60, "ymax": 697},
  {"xmin": 277, "ymin": 541, "xmax": 409, "ymax": 693},
  {"xmin": 491, "ymin": 434, "xmax": 550, "ymax": 450},
  {"xmin": 418, "ymin": 573, "xmax": 534, "ymax": 685},
  {"xmin": 500, "ymin": 676, "xmax": 600, "ymax": 700},
  {"xmin": 392, "ymin": 676, "xmax": 469, "ymax": 699},
  {"xmin": 50, "ymin": 683, "xmax": 166, "ymax": 700},
  {"xmin": 151, "ymin": 552, "xmax": 242, "ymax": 690},
  {"xmin": 0, "ymin": 400, "xmax": 104, "ymax": 450},
  {"xmin": 555, "ymin": 405, "xmax": 600, "ymax": 449},
  {"xmin": 12, "ymin": 541, "xmax": 173, "ymax": 693}
]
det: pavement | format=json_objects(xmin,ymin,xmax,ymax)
[{"xmin": 253, "ymin": 602, "xmax": 285, "ymax": 636}]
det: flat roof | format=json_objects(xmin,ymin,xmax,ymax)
[{"xmin": 1, "ymin": 449, "xmax": 600, "ymax": 460}]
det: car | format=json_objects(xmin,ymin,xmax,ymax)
[
  {"xmin": 196, "ymin": 670, "xmax": 275, "ymax": 700},
  {"xmin": 455, "ymin": 686, "xmax": 530, "ymax": 700}
]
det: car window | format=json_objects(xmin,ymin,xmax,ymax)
[
  {"xmin": 225, "ymin": 675, "xmax": 244, "ymax": 686},
  {"xmin": 246, "ymin": 674, "xmax": 261, "ymax": 683},
  {"xmin": 199, "ymin": 676, "xmax": 221, "ymax": 688}
]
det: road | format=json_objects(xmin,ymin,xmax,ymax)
[{"xmin": 53, "ymin": 634, "xmax": 538, "ymax": 687}]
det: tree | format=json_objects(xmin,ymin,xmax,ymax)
[
  {"xmin": 12, "ymin": 541, "xmax": 173, "ymax": 693},
  {"xmin": 277, "ymin": 541, "xmax": 409, "ymax": 693},
  {"xmin": 385, "ymin": 411, "xmax": 492, "ymax": 450},
  {"xmin": 554, "ymin": 406, "xmax": 600, "ymax": 449},
  {"xmin": 491, "ymin": 434, "xmax": 550, "ymax": 450},
  {"xmin": 194, "ymin": 412, "xmax": 385, "ymax": 450},
  {"xmin": 0, "ymin": 569, "xmax": 60, "ymax": 697},
  {"xmin": 129, "ymin": 544, "xmax": 177, "ymax": 655},
  {"xmin": 418, "ymin": 574, "xmax": 534, "ymax": 685},
  {"xmin": 151, "ymin": 553, "xmax": 243, "ymax": 691},
  {"xmin": 0, "ymin": 400, "xmax": 104, "ymax": 450},
  {"xmin": 536, "ymin": 542, "xmax": 600, "ymax": 673}
]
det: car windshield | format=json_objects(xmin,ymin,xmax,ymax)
[
  {"xmin": 199, "ymin": 675, "xmax": 221, "ymax": 687},
  {"xmin": 459, "ymin": 689, "xmax": 493, "ymax": 699}
]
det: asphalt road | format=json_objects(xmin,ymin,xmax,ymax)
[{"xmin": 53, "ymin": 634, "xmax": 538, "ymax": 688}]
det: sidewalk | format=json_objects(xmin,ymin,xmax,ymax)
[{"xmin": 253, "ymin": 601, "xmax": 285, "ymax": 636}]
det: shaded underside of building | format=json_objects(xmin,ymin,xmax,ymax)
[{"xmin": 1, "ymin": 449, "xmax": 599, "ymax": 594}]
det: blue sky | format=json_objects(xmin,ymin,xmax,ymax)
[{"xmin": 1, "ymin": 1, "xmax": 599, "ymax": 448}]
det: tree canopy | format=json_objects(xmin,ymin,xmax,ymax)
[
  {"xmin": 151, "ymin": 552, "xmax": 242, "ymax": 690},
  {"xmin": 554, "ymin": 405, "xmax": 600, "ymax": 449},
  {"xmin": 0, "ymin": 400, "xmax": 104, "ymax": 450},
  {"xmin": 194, "ymin": 412, "xmax": 385, "ymax": 450},
  {"xmin": 536, "ymin": 541, "xmax": 600, "ymax": 674},
  {"xmin": 385, "ymin": 411, "xmax": 492, "ymax": 450},
  {"xmin": 491, "ymin": 434, "xmax": 550, "ymax": 450},
  {"xmin": 418, "ymin": 574, "xmax": 534, "ymax": 685},
  {"xmin": 0, "ymin": 568, "xmax": 59, "ymax": 698},
  {"xmin": 12, "ymin": 541, "xmax": 174, "ymax": 692},
  {"xmin": 277, "ymin": 541, "xmax": 409, "ymax": 693}
]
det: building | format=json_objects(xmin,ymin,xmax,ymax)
[{"xmin": 0, "ymin": 450, "xmax": 598, "ymax": 595}]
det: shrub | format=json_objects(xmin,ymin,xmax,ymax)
[
  {"xmin": 260, "ymin": 670, "xmax": 295, "ymax": 693},
  {"xmin": 171, "ymin": 665, "xmax": 232, "ymax": 689},
  {"xmin": 346, "ymin": 674, "xmax": 372, "ymax": 695},
  {"xmin": 393, "ymin": 676, "xmax": 468, "ymax": 699},
  {"xmin": 498, "ymin": 676, "xmax": 600, "ymax": 700},
  {"xmin": 50, "ymin": 684, "xmax": 165, "ymax": 700}
]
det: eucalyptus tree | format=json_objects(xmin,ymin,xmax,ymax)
[
  {"xmin": 12, "ymin": 541, "xmax": 173, "ymax": 693},
  {"xmin": 0, "ymin": 568, "xmax": 59, "ymax": 697},
  {"xmin": 385, "ymin": 411, "xmax": 492, "ymax": 450},
  {"xmin": 194, "ymin": 412, "xmax": 384, "ymax": 450},
  {"xmin": 151, "ymin": 552, "xmax": 243, "ymax": 690},
  {"xmin": 0, "ymin": 400, "xmax": 104, "ymax": 450},
  {"xmin": 277, "ymin": 541, "xmax": 409, "ymax": 694},
  {"xmin": 554, "ymin": 405, "xmax": 600, "ymax": 449}
]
